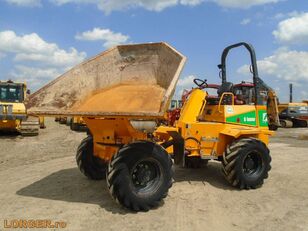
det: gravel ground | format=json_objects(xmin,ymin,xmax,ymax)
[{"xmin": 0, "ymin": 118, "xmax": 308, "ymax": 231}]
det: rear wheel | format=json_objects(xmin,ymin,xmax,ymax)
[
  {"xmin": 222, "ymin": 138, "xmax": 271, "ymax": 189},
  {"xmin": 107, "ymin": 141, "xmax": 173, "ymax": 211},
  {"xmin": 76, "ymin": 136, "xmax": 107, "ymax": 180}
]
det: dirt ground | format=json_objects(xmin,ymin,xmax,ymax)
[{"xmin": 0, "ymin": 118, "xmax": 308, "ymax": 231}]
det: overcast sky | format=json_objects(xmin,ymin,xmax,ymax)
[{"xmin": 0, "ymin": 0, "xmax": 307, "ymax": 102}]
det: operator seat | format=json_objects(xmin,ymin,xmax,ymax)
[
  {"xmin": 217, "ymin": 82, "xmax": 233, "ymax": 105},
  {"xmin": 217, "ymin": 82, "xmax": 233, "ymax": 96}
]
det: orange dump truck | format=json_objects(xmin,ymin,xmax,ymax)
[{"xmin": 27, "ymin": 42, "xmax": 275, "ymax": 211}]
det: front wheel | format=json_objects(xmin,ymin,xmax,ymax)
[
  {"xmin": 107, "ymin": 141, "xmax": 173, "ymax": 211},
  {"xmin": 222, "ymin": 138, "xmax": 271, "ymax": 189}
]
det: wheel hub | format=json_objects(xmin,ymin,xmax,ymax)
[
  {"xmin": 243, "ymin": 153, "xmax": 262, "ymax": 174},
  {"xmin": 245, "ymin": 156, "xmax": 255, "ymax": 170},
  {"xmin": 132, "ymin": 163, "xmax": 156, "ymax": 187}
]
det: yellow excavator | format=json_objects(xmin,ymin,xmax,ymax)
[
  {"xmin": 0, "ymin": 80, "xmax": 43, "ymax": 136},
  {"xmin": 276, "ymin": 84, "xmax": 308, "ymax": 128},
  {"xmin": 278, "ymin": 102, "xmax": 308, "ymax": 127}
]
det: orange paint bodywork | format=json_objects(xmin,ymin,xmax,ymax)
[
  {"xmin": 84, "ymin": 88, "xmax": 273, "ymax": 162},
  {"xmin": 84, "ymin": 117, "xmax": 147, "ymax": 160}
]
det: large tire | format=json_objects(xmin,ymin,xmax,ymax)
[
  {"xmin": 222, "ymin": 138, "xmax": 271, "ymax": 189},
  {"xmin": 76, "ymin": 136, "xmax": 107, "ymax": 180},
  {"xmin": 107, "ymin": 141, "xmax": 173, "ymax": 211}
]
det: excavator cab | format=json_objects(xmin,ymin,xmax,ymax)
[
  {"xmin": 0, "ymin": 80, "xmax": 40, "ymax": 135},
  {"xmin": 0, "ymin": 82, "xmax": 25, "ymax": 103}
]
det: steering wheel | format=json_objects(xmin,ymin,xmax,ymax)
[{"xmin": 193, "ymin": 78, "xmax": 208, "ymax": 89}]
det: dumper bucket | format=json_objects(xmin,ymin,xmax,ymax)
[{"xmin": 27, "ymin": 42, "xmax": 186, "ymax": 118}]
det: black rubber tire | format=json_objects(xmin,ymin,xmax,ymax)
[
  {"xmin": 107, "ymin": 141, "xmax": 173, "ymax": 211},
  {"xmin": 76, "ymin": 136, "xmax": 107, "ymax": 180},
  {"xmin": 222, "ymin": 138, "xmax": 271, "ymax": 189}
]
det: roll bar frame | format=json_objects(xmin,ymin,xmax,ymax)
[{"xmin": 218, "ymin": 42, "xmax": 263, "ymax": 105}]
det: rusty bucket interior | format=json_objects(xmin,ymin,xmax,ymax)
[{"xmin": 27, "ymin": 42, "xmax": 186, "ymax": 118}]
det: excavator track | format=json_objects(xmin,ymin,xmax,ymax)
[{"xmin": 20, "ymin": 119, "xmax": 39, "ymax": 136}]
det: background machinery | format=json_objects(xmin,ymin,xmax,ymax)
[
  {"xmin": 27, "ymin": 42, "xmax": 275, "ymax": 211},
  {"xmin": 54, "ymin": 116, "xmax": 87, "ymax": 132},
  {"xmin": 277, "ymin": 84, "xmax": 308, "ymax": 128},
  {"xmin": 69, "ymin": 116, "xmax": 87, "ymax": 131},
  {"xmin": 278, "ymin": 103, "xmax": 308, "ymax": 127},
  {"xmin": 0, "ymin": 80, "xmax": 42, "ymax": 136}
]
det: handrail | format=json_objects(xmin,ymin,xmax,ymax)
[{"xmin": 218, "ymin": 92, "xmax": 234, "ymax": 113}]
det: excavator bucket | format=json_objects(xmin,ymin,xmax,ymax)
[{"xmin": 27, "ymin": 42, "xmax": 186, "ymax": 118}]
